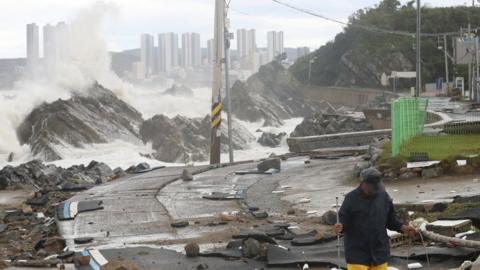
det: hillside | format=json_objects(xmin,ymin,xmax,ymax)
[{"xmin": 290, "ymin": 0, "xmax": 480, "ymax": 88}]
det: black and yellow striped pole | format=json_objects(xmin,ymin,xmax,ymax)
[{"xmin": 210, "ymin": 0, "xmax": 225, "ymax": 164}]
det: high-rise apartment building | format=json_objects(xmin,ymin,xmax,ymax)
[
  {"xmin": 181, "ymin": 32, "xmax": 201, "ymax": 68},
  {"xmin": 237, "ymin": 29, "xmax": 256, "ymax": 58},
  {"xmin": 158, "ymin": 32, "xmax": 179, "ymax": 73},
  {"xmin": 267, "ymin": 31, "xmax": 284, "ymax": 62},
  {"xmin": 140, "ymin": 34, "xmax": 155, "ymax": 77},
  {"xmin": 26, "ymin": 23, "xmax": 39, "ymax": 68},
  {"xmin": 207, "ymin": 39, "xmax": 214, "ymax": 64}
]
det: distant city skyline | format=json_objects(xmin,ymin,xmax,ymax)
[
  {"xmin": 0, "ymin": 0, "xmax": 471, "ymax": 58},
  {"xmin": 134, "ymin": 29, "xmax": 289, "ymax": 79}
]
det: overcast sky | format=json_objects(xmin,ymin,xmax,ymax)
[{"xmin": 0, "ymin": 0, "xmax": 472, "ymax": 58}]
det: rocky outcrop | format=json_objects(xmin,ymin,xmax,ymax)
[
  {"xmin": 140, "ymin": 115, "xmax": 255, "ymax": 163},
  {"xmin": 162, "ymin": 84, "xmax": 194, "ymax": 97},
  {"xmin": 17, "ymin": 82, "xmax": 143, "ymax": 161},
  {"xmin": 0, "ymin": 159, "xmax": 113, "ymax": 190},
  {"xmin": 257, "ymin": 132, "xmax": 286, "ymax": 147},
  {"xmin": 231, "ymin": 62, "xmax": 320, "ymax": 127},
  {"xmin": 291, "ymin": 113, "xmax": 372, "ymax": 137},
  {"xmin": 337, "ymin": 50, "xmax": 413, "ymax": 87}
]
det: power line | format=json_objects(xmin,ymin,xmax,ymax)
[{"xmin": 271, "ymin": 0, "xmax": 461, "ymax": 37}]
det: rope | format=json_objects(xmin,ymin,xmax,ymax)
[
  {"xmin": 406, "ymin": 228, "xmax": 431, "ymax": 269},
  {"xmin": 418, "ymin": 231, "xmax": 431, "ymax": 269}
]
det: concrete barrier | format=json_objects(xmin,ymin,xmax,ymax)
[
  {"xmin": 287, "ymin": 111, "xmax": 452, "ymax": 153},
  {"xmin": 287, "ymin": 129, "xmax": 390, "ymax": 153},
  {"xmin": 302, "ymin": 86, "xmax": 397, "ymax": 107}
]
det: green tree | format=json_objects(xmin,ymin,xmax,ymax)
[{"xmin": 290, "ymin": 2, "xmax": 480, "ymax": 89}]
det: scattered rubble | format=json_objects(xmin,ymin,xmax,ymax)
[
  {"xmin": 39, "ymin": 236, "xmax": 66, "ymax": 253},
  {"xmin": 242, "ymin": 238, "xmax": 261, "ymax": 258},
  {"xmin": 74, "ymin": 255, "xmax": 91, "ymax": 266},
  {"xmin": 171, "ymin": 221, "xmax": 189, "ymax": 228},
  {"xmin": 0, "ymin": 188, "xmax": 74, "ymax": 264},
  {"xmin": 257, "ymin": 158, "xmax": 281, "ymax": 172},
  {"xmin": 181, "ymin": 169, "xmax": 193, "ymax": 181},
  {"xmin": 252, "ymin": 211, "xmax": 268, "ymax": 219},
  {"xmin": 185, "ymin": 243, "xmax": 200, "ymax": 257},
  {"xmin": 257, "ymin": 132, "xmax": 287, "ymax": 147},
  {"xmin": 74, "ymin": 237, "xmax": 93, "ymax": 244}
]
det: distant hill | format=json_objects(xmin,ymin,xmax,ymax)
[{"xmin": 290, "ymin": 0, "xmax": 480, "ymax": 88}]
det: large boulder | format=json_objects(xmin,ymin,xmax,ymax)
[
  {"xmin": 17, "ymin": 82, "xmax": 143, "ymax": 161},
  {"xmin": 257, "ymin": 132, "xmax": 286, "ymax": 147},
  {"xmin": 162, "ymin": 84, "xmax": 194, "ymax": 97},
  {"xmin": 140, "ymin": 115, "xmax": 254, "ymax": 163},
  {"xmin": 230, "ymin": 62, "xmax": 321, "ymax": 127}
]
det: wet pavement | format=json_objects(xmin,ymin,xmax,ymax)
[{"xmin": 56, "ymin": 155, "xmax": 480, "ymax": 269}]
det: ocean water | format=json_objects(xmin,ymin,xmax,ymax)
[
  {"xmin": 0, "ymin": 2, "xmax": 303, "ymax": 170},
  {"xmin": 0, "ymin": 85, "xmax": 303, "ymax": 170}
]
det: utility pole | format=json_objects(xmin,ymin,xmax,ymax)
[
  {"xmin": 308, "ymin": 56, "xmax": 316, "ymax": 86},
  {"xmin": 210, "ymin": 0, "xmax": 225, "ymax": 165},
  {"xmin": 308, "ymin": 59, "xmax": 312, "ymax": 86},
  {"xmin": 475, "ymin": 0, "xmax": 479, "ymax": 101},
  {"xmin": 476, "ymin": 36, "xmax": 479, "ymax": 102},
  {"xmin": 415, "ymin": 0, "xmax": 421, "ymax": 97},
  {"xmin": 224, "ymin": 2, "xmax": 234, "ymax": 163},
  {"xmin": 469, "ymin": 24, "xmax": 473, "ymax": 100},
  {"xmin": 443, "ymin": 35, "xmax": 450, "ymax": 90}
]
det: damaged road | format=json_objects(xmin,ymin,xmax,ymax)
[{"xmin": 49, "ymin": 155, "xmax": 480, "ymax": 270}]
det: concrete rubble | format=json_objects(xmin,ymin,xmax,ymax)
[{"xmin": 0, "ymin": 160, "xmax": 158, "ymax": 268}]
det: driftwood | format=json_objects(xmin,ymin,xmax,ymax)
[
  {"xmin": 420, "ymin": 226, "xmax": 480, "ymax": 249},
  {"xmin": 13, "ymin": 259, "xmax": 61, "ymax": 267}
]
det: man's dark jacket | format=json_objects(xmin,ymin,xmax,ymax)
[{"xmin": 339, "ymin": 186, "xmax": 403, "ymax": 266}]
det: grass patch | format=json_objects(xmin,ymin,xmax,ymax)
[
  {"xmin": 399, "ymin": 135, "xmax": 480, "ymax": 161},
  {"xmin": 410, "ymin": 202, "xmax": 480, "ymax": 222}
]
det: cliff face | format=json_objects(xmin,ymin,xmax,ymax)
[{"xmin": 231, "ymin": 61, "xmax": 321, "ymax": 127}]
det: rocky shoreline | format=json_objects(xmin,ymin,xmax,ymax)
[{"xmin": 0, "ymin": 159, "xmax": 153, "ymax": 266}]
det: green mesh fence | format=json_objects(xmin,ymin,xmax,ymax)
[{"xmin": 391, "ymin": 97, "xmax": 429, "ymax": 157}]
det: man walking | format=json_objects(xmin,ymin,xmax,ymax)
[{"xmin": 334, "ymin": 168, "xmax": 416, "ymax": 270}]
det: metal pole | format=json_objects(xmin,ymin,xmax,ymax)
[
  {"xmin": 224, "ymin": 4, "xmax": 234, "ymax": 163},
  {"xmin": 443, "ymin": 35, "xmax": 449, "ymax": 91},
  {"xmin": 415, "ymin": 0, "xmax": 421, "ymax": 97},
  {"xmin": 469, "ymin": 63, "xmax": 473, "ymax": 100},
  {"xmin": 469, "ymin": 24, "xmax": 473, "ymax": 100},
  {"xmin": 308, "ymin": 58, "xmax": 312, "ymax": 86},
  {"xmin": 336, "ymin": 197, "xmax": 341, "ymax": 269},
  {"xmin": 393, "ymin": 76, "xmax": 397, "ymax": 93},
  {"xmin": 210, "ymin": 0, "xmax": 224, "ymax": 165},
  {"xmin": 476, "ymin": 37, "xmax": 479, "ymax": 102}
]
